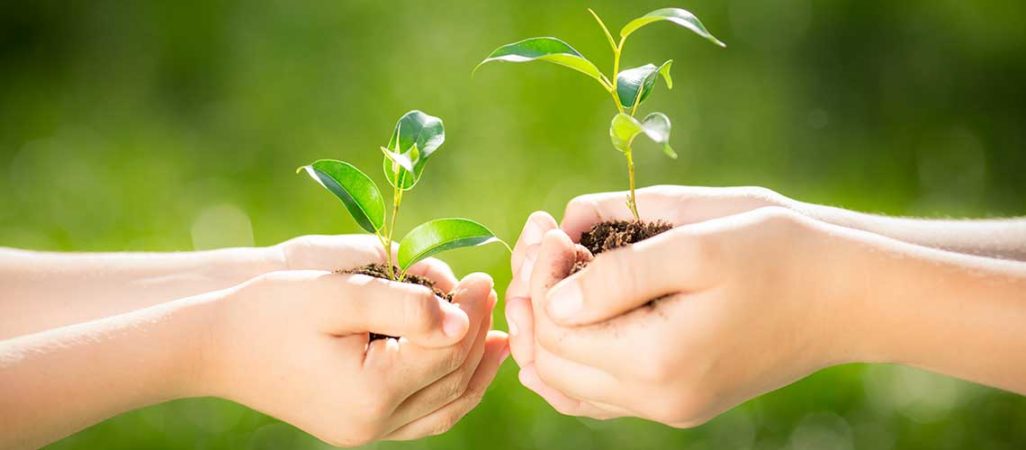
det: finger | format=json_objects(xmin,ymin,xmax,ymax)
[
  {"xmin": 559, "ymin": 187, "xmax": 683, "ymax": 241},
  {"xmin": 504, "ymin": 296, "xmax": 534, "ymax": 367},
  {"xmin": 544, "ymin": 228, "xmax": 703, "ymax": 326},
  {"xmin": 517, "ymin": 365, "xmax": 627, "ymax": 420},
  {"xmin": 535, "ymin": 293, "xmax": 684, "ymax": 377},
  {"xmin": 528, "ymin": 229, "xmax": 577, "ymax": 321},
  {"xmin": 560, "ymin": 186, "xmax": 788, "ymax": 241},
  {"xmin": 511, "ymin": 211, "xmax": 559, "ymax": 272},
  {"xmin": 387, "ymin": 301, "xmax": 492, "ymax": 429},
  {"xmin": 405, "ymin": 257, "xmax": 458, "ymax": 293},
  {"xmin": 533, "ymin": 344, "xmax": 625, "ymax": 407},
  {"xmin": 304, "ymin": 272, "xmax": 469, "ymax": 347},
  {"xmin": 383, "ymin": 331, "xmax": 510, "ymax": 441},
  {"xmin": 369, "ymin": 274, "xmax": 494, "ymax": 393},
  {"xmin": 506, "ymin": 212, "xmax": 554, "ymax": 309}
]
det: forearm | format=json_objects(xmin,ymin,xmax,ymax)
[
  {"xmin": 0, "ymin": 292, "xmax": 218, "ymax": 449},
  {"xmin": 796, "ymin": 201, "xmax": 1026, "ymax": 260},
  {"xmin": 833, "ymin": 229, "xmax": 1026, "ymax": 393},
  {"xmin": 0, "ymin": 247, "xmax": 281, "ymax": 338}
]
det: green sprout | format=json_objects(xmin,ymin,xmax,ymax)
[
  {"xmin": 299, "ymin": 110, "xmax": 507, "ymax": 281},
  {"xmin": 476, "ymin": 7, "xmax": 725, "ymax": 220}
]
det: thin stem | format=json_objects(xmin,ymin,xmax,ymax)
[
  {"xmin": 610, "ymin": 35, "xmax": 628, "ymax": 114},
  {"xmin": 588, "ymin": 8, "xmax": 618, "ymax": 52},
  {"xmin": 625, "ymin": 147, "xmax": 640, "ymax": 221},
  {"xmin": 384, "ymin": 184, "xmax": 404, "ymax": 281}
]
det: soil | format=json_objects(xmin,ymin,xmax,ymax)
[
  {"xmin": 572, "ymin": 220, "xmax": 672, "ymax": 273},
  {"xmin": 339, "ymin": 263, "xmax": 453, "ymax": 341}
]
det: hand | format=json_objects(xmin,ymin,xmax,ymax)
[
  {"xmin": 505, "ymin": 186, "xmax": 787, "ymax": 371},
  {"xmin": 202, "ymin": 270, "xmax": 509, "ymax": 446},
  {"xmin": 275, "ymin": 234, "xmax": 457, "ymax": 283},
  {"xmin": 519, "ymin": 207, "xmax": 861, "ymax": 426}
]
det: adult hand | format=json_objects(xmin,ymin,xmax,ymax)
[{"xmin": 205, "ymin": 270, "xmax": 509, "ymax": 446}]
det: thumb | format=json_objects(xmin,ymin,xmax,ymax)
[{"xmin": 543, "ymin": 230, "xmax": 688, "ymax": 326}]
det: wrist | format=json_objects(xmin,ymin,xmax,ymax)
[
  {"xmin": 799, "ymin": 221, "xmax": 894, "ymax": 367},
  {"xmin": 163, "ymin": 290, "xmax": 234, "ymax": 399}
]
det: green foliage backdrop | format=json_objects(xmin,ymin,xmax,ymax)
[{"xmin": 1, "ymin": 0, "xmax": 1024, "ymax": 448}]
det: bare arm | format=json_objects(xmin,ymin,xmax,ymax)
[
  {"xmin": 0, "ymin": 235, "xmax": 452, "ymax": 339},
  {"xmin": 795, "ymin": 202, "xmax": 1026, "ymax": 261},
  {"xmin": 556, "ymin": 185, "xmax": 1026, "ymax": 261},
  {"xmin": 0, "ymin": 246, "xmax": 280, "ymax": 339},
  {"xmin": 514, "ymin": 206, "xmax": 1026, "ymax": 426},
  {"xmin": 0, "ymin": 270, "xmax": 506, "ymax": 449}
]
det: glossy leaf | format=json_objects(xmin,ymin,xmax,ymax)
[
  {"xmin": 397, "ymin": 218, "xmax": 505, "ymax": 270},
  {"xmin": 616, "ymin": 60, "xmax": 673, "ymax": 108},
  {"xmin": 383, "ymin": 110, "xmax": 445, "ymax": 190},
  {"xmin": 620, "ymin": 8, "xmax": 726, "ymax": 48},
  {"xmin": 475, "ymin": 37, "xmax": 607, "ymax": 87},
  {"xmin": 300, "ymin": 160, "xmax": 386, "ymax": 233},
  {"xmin": 609, "ymin": 112, "xmax": 676, "ymax": 158}
]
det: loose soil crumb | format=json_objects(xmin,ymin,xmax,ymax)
[
  {"xmin": 572, "ymin": 220, "xmax": 672, "ymax": 273},
  {"xmin": 339, "ymin": 263, "xmax": 453, "ymax": 341}
]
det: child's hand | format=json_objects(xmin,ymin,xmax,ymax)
[
  {"xmin": 202, "ymin": 271, "xmax": 508, "ymax": 446},
  {"xmin": 275, "ymin": 234, "xmax": 458, "ymax": 288}
]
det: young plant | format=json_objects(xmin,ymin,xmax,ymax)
[
  {"xmin": 299, "ymin": 110, "xmax": 506, "ymax": 282},
  {"xmin": 476, "ymin": 7, "xmax": 724, "ymax": 221}
]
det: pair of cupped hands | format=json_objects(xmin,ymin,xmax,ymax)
[{"xmin": 223, "ymin": 185, "xmax": 853, "ymax": 446}]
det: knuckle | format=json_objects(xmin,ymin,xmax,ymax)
[
  {"xmin": 741, "ymin": 186, "xmax": 782, "ymax": 204},
  {"xmin": 431, "ymin": 414, "xmax": 461, "ymax": 436},
  {"xmin": 646, "ymin": 390, "xmax": 715, "ymax": 427},
  {"xmin": 441, "ymin": 372, "xmax": 470, "ymax": 403},
  {"xmin": 755, "ymin": 206, "xmax": 804, "ymax": 229},
  {"xmin": 444, "ymin": 346, "xmax": 467, "ymax": 372}
]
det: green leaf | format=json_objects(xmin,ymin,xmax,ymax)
[
  {"xmin": 382, "ymin": 110, "xmax": 445, "ymax": 190},
  {"xmin": 620, "ymin": 8, "xmax": 726, "ymax": 48},
  {"xmin": 300, "ymin": 160, "xmax": 386, "ymax": 233},
  {"xmin": 616, "ymin": 60, "xmax": 673, "ymax": 108},
  {"xmin": 397, "ymin": 218, "xmax": 505, "ymax": 270},
  {"xmin": 609, "ymin": 112, "xmax": 676, "ymax": 158},
  {"xmin": 475, "ymin": 37, "xmax": 608, "ymax": 87}
]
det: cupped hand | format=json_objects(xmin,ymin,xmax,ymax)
[
  {"xmin": 518, "ymin": 207, "xmax": 864, "ymax": 426},
  {"xmin": 201, "ymin": 270, "xmax": 509, "ymax": 446}
]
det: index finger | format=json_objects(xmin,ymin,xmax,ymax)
[{"xmin": 560, "ymin": 187, "xmax": 684, "ymax": 241}]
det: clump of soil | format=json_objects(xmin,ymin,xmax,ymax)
[
  {"xmin": 339, "ymin": 263, "xmax": 453, "ymax": 341},
  {"xmin": 572, "ymin": 220, "xmax": 672, "ymax": 273}
]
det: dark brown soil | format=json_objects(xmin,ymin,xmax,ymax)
[
  {"xmin": 572, "ymin": 220, "xmax": 672, "ymax": 273},
  {"xmin": 339, "ymin": 263, "xmax": 453, "ymax": 341}
]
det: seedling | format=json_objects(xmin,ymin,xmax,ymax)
[
  {"xmin": 476, "ymin": 7, "xmax": 724, "ymax": 221},
  {"xmin": 299, "ymin": 110, "xmax": 507, "ymax": 282}
]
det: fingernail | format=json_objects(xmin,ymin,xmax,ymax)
[
  {"xmin": 442, "ymin": 304, "xmax": 467, "ymax": 338},
  {"xmin": 547, "ymin": 281, "xmax": 582, "ymax": 321},
  {"xmin": 499, "ymin": 345, "xmax": 511, "ymax": 362},
  {"xmin": 522, "ymin": 216, "xmax": 548, "ymax": 246}
]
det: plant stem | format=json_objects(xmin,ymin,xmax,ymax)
[
  {"xmin": 611, "ymin": 34, "xmax": 640, "ymax": 220},
  {"xmin": 625, "ymin": 146, "xmax": 640, "ymax": 221},
  {"xmin": 610, "ymin": 36, "xmax": 627, "ymax": 114},
  {"xmin": 384, "ymin": 184, "xmax": 404, "ymax": 281}
]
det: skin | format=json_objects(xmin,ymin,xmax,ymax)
[
  {"xmin": 506, "ymin": 185, "xmax": 1026, "ymax": 426},
  {"xmin": 0, "ymin": 236, "xmax": 509, "ymax": 449},
  {"xmin": 0, "ymin": 234, "xmax": 456, "ymax": 339}
]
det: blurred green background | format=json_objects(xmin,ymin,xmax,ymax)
[{"xmin": 2, "ymin": 0, "xmax": 1025, "ymax": 448}]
